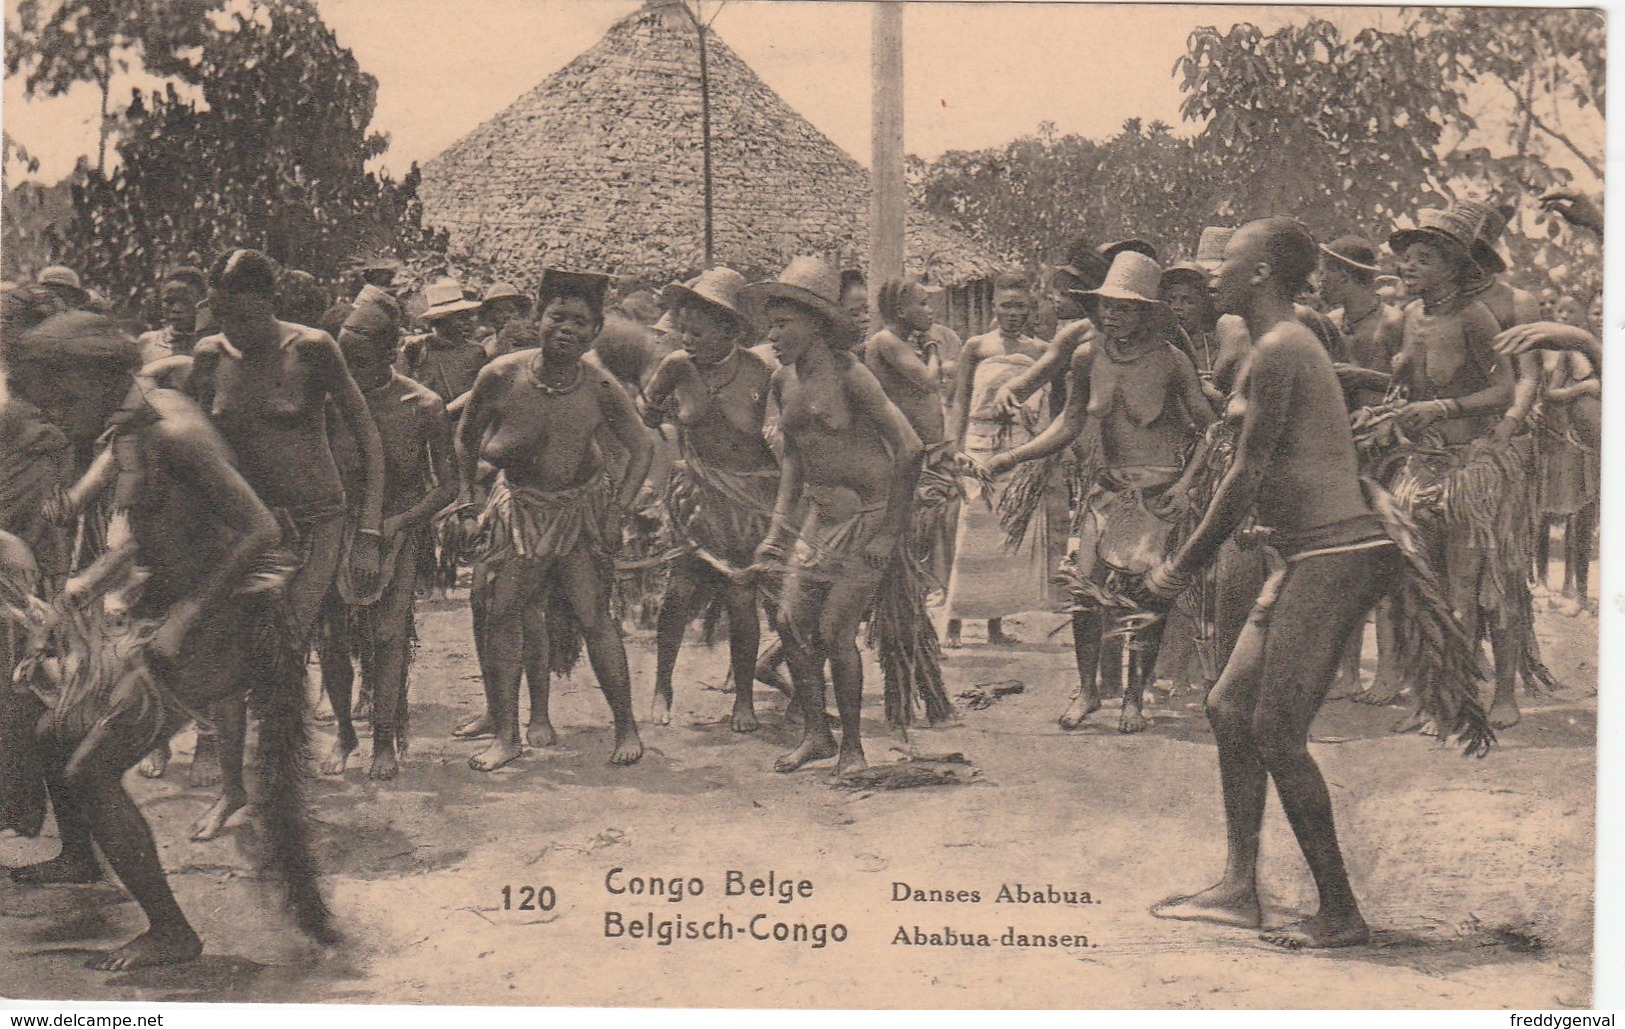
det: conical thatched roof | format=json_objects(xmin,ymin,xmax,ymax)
[{"xmin": 419, "ymin": 0, "xmax": 999, "ymax": 288}]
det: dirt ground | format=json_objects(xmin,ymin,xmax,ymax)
[{"xmin": 0, "ymin": 576, "xmax": 1598, "ymax": 1009}]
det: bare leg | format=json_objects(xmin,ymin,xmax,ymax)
[
  {"xmin": 455, "ymin": 586, "xmax": 495, "ymax": 739},
  {"xmin": 1119, "ymin": 619, "xmax": 1165, "ymax": 734},
  {"xmin": 190, "ymin": 697, "xmax": 248, "ymax": 841},
  {"xmin": 469, "ymin": 570, "xmax": 528, "ymax": 772},
  {"xmin": 558, "ymin": 548, "xmax": 642, "ymax": 765},
  {"xmin": 775, "ymin": 574, "xmax": 838, "ymax": 772},
  {"xmin": 1535, "ymin": 515, "xmax": 1553, "ymax": 591},
  {"xmin": 368, "ymin": 552, "xmax": 417, "ymax": 781},
  {"xmin": 723, "ymin": 579, "xmax": 764, "ymax": 732},
  {"xmin": 652, "ymin": 560, "xmax": 706, "ymax": 726},
  {"xmin": 1153, "ymin": 608, "xmax": 1267, "ymax": 928},
  {"xmin": 317, "ymin": 591, "xmax": 357, "ymax": 776},
  {"xmin": 1254, "ymin": 549, "xmax": 1397, "ymax": 949},
  {"xmin": 82, "ymin": 774, "xmax": 202, "ymax": 970},
  {"xmin": 987, "ymin": 617, "xmax": 1018, "ymax": 645},
  {"xmin": 1487, "ymin": 619, "xmax": 1522, "ymax": 729},
  {"xmin": 1569, "ymin": 503, "xmax": 1596, "ymax": 607},
  {"xmin": 818, "ymin": 575, "xmax": 877, "ymax": 776},
  {"xmin": 1060, "ymin": 608, "xmax": 1103, "ymax": 729},
  {"xmin": 521, "ymin": 595, "xmax": 555, "ymax": 747},
  {"xmin": 943, "ymin": 618, "xmax": 962, "ymax": 648},
  {"xmin": 10, "ymin": 778, "xmax": 100, "ymax": 884}
]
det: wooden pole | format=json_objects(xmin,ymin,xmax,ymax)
[
  {"xmin": 870, "ymin": 2, "xmax": 905, "ymax": 314},
  {"xmin": 696, "ymin": 8, "xmax": 716, "ymax": 266}
]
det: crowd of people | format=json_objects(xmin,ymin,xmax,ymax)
[{"xmin": 0, "ymin": 187, "xmax": 1604, "ymax": 968}]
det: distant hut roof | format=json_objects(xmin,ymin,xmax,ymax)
[{"xmin": 419, "ymin": 0, "xmax": 999, "ymax": 289}]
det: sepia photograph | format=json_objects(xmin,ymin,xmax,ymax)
[{"xmin": 0, "ymin": 0, "xmax": 1607, "ymax": 1012}]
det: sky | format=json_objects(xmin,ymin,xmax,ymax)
[{"xmin": 1, "ymin": 0, "xmax": 1422, "ymax": 184}]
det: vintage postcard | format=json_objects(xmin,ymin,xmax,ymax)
[{"xmin": 0, "ymin": 0, "xmax": 1605, "ymax": 1011}]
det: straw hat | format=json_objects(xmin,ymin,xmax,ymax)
[
  {"xmin": 481, "ymin": 281, "xmax": 529, "ymax": 306},
  {"xmin": 341, "ymin": 284, "xmax": 403, "ymax": 343},
  {"xmin": 420, "ymin": 278, "xmax": 483, "ymax": 320},
  {"xmin": 1319, "ymin": 235, "xmax": 1382, "ymax": 274},
  {"xmin": 1080, "ymin": 251, "xmax": 1166, "ymax": 306},
  {"xmin": 738, "ymin": 257, "xmax": 862, "ymax": 348},
  {"xmin": 1099, "ymin": 239, "xmax": 1159, "ymax": 264},
  {"xmin": 1193, "ymin": 226, "xmax": 1235, "ymax": 270},
  {"xmin": 36, "ymin": 265, "xmax": 88, "ymax": 303},
  {"xmin": 661, "ymin": 267, "xmax": 747, "ymax": 326},
  {"xmin": 1159, "ymin": 262, "xmax": 1209, "ymax": 290},
  {"xmin": 1388, "ymin": 207, "xmax": 1480, "ymax": 267}
]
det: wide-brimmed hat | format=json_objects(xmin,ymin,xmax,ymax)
[
  {"xmin": 1388, "ymin": 207, "xmax": 1480, "ymax": 266},
  {"xmin": 537, "ymin": 269, "xmax": 611, "ymax": 316},
  {"xmin": 1451, "ymin": 199, "xmax": 1513, "ymax": 276},
  {"xmin": 1080, "ymin": 251, "xmax": 1166, "ymax": 306},
  {"xmin": 738, "ymin": 257, "xmax": 862, "ymax": 348},
  {"xmin": 481, "ymin": 281, "xmax": 529, "ymax": 306},
  {"xmin": 1319, "ymin": 235, "xmax": 1382, "ymax": 274},
  {"xmin": 1099, "ymin": 239, "xmax": 1159, "ymax": 264},
  {"xmin": 420, "ymin": 278, "xmax": 483, "ymax": 320},
  {"xmin": 341, "ymin": 284, "xmax": 403, "ymax": 344},
  {"xmin": 36, "ymin": 265, "xmax": 88, "ymax": 301},
  {"xmin": 1192, "ymin": 226, "xmax": 1235, "ymax": 270},
  {"xmin": 1159, "ymin": 262, "xmax": 1210, "ymax": 289},
  {"xmin": 661, "ymin": 267, "xmax": 747, "ymax": 326}
]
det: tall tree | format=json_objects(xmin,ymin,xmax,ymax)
[
  {"xmin": 65, "ymin": 0, "xmax": 446, "ymax": 309},
  {"xmin": 4, "ymin": 0, "xmax": 220, "ymax": 173}
]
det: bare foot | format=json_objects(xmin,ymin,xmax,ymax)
[
  {"xmin": 470, "ymin": 738, "xmax": 523, "ymax": 772},
  {"xmin": 988, "ymin": 629, "xmax": 1021, "ymax": 646},
  {"xmin": 137, "ymin": 743, "xmax": 170, "ymax": 780},
  {"xmin": 1326, "ymin": 670, "xmax": 1363, "ymax": 701},
  {"xmin": 452, "ymin": 712, "xmax": 494, "ymax": 739},
  {"xmin": 1489, "ymin": 693, "xmax": 1521, "ymax": 729},
  {"xmin": 319, "ymin": 738, "xmax": 355, "ymax": 777},
  {"xmin": 188, "ymin": 734, "xmax": 221, "ymax": 788},
  {"xmin": 1390, "ymin": 707, "xmax": 1428, "ymax": 734},
  {"xmin": 189, "ymin": 790, "xmax": 247, "ymax": 842},
  {"xmin": 526, "ymin": 720, "xmax": 558, "ymax": 748},
  {"xmin": 1352, "ymin": 677, "xmax": 1406, "ymax": 706},
  {"xmin": 730, "ymin": 699, "xmax": 760, "ymax": 733},
  {"xmin": 1118, "ymin": 699, "xmax": 1149, "ymax": 734},
  {"xmin": 1151, "ymin": 883, "xmax": 1261, "ymax": 928},
  {"xmin": 942, "ymin": 632, "xmax": 962, "ymax": 649},
  {"xmin": 774, "ymin": 733, "xmax": 838, "ymax": 773},
  {"xmin": 610, "ymin": 725, "xmax": 644, "ymax": 766},
  {"xmin": 1059, "ymin": 690, "xmax": 1101, "ymax": 730},
  {"xmin": 1260, "ymin": 912, "xmax": 1370, "ymax": 950},
  {"xmin": 9, "ymin": 854, "xmax": 102, "ymax": 885},
  {"xmin": 834, "ymin": 742, "xmax": 868, "ymax": 777},
  {"xmin": 88, "ymin": 926, "xmax": 203, "ymax": 971},
  {"xmin": 368, "ymin": 745, "xmax": 399, "ymax": 782},
  {"xmin": 651, "ymin": 692, "xmax": 673, "ymax": 726}
]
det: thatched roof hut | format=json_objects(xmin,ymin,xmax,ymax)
[{"xmin": 418, "ymin": 0, "xmax": 1001, "ymax": 293}]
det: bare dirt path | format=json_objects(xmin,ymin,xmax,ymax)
[{"xmin": 2, "ymin": 590, "xmax": 1596, "ymax": 1008}]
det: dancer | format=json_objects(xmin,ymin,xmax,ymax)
[
  {"xmin": 982, "ymin": 252, "xmax": 1215, "ymax": 732},
  {"xmin": 453, "ymin": 269, "xmax": 650, "ymax": 769},
  {"xmin": 185, "ymin": 249, "xmax": 384, "ymax": 838},
  {"xmin": 1, "ymin": 311, "xmax": 334, "ymax": 969},
  {"xmin": 1383, "ymin": 207, "xmax": 1521, "ymax": 728},
  {"xmin": 742, "ymin": 258, "xmax": 923, "ymax": 774},
  {"xmin": 1141, "ymin": 217, "xmax": 1489, "ymax": 950},
  {"xmin": 318, "ymin": 287, "xmax": 456, "ymax": 779},
  {"xmin": 641, "ymin": 268, "xmax": 781, "ymax": 731}
]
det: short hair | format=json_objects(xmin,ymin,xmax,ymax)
[
  {"xmin": 993, "ymin": 271, "xmax": 1030, "ymax": 294},
  {"xmin": 875, "ymin": 278, "xmax": 915, "ymax": 328},
  {"xmin": 161, "ymin": 266, "xmax": 207, "ymax": 294},
  {"xmin": 1254, "ymin": 217, "xmax": 1318, "ymax": 298},
  {"xmin": 209, "ymin": 248, "xmax": 280, "ymax": 296}
]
